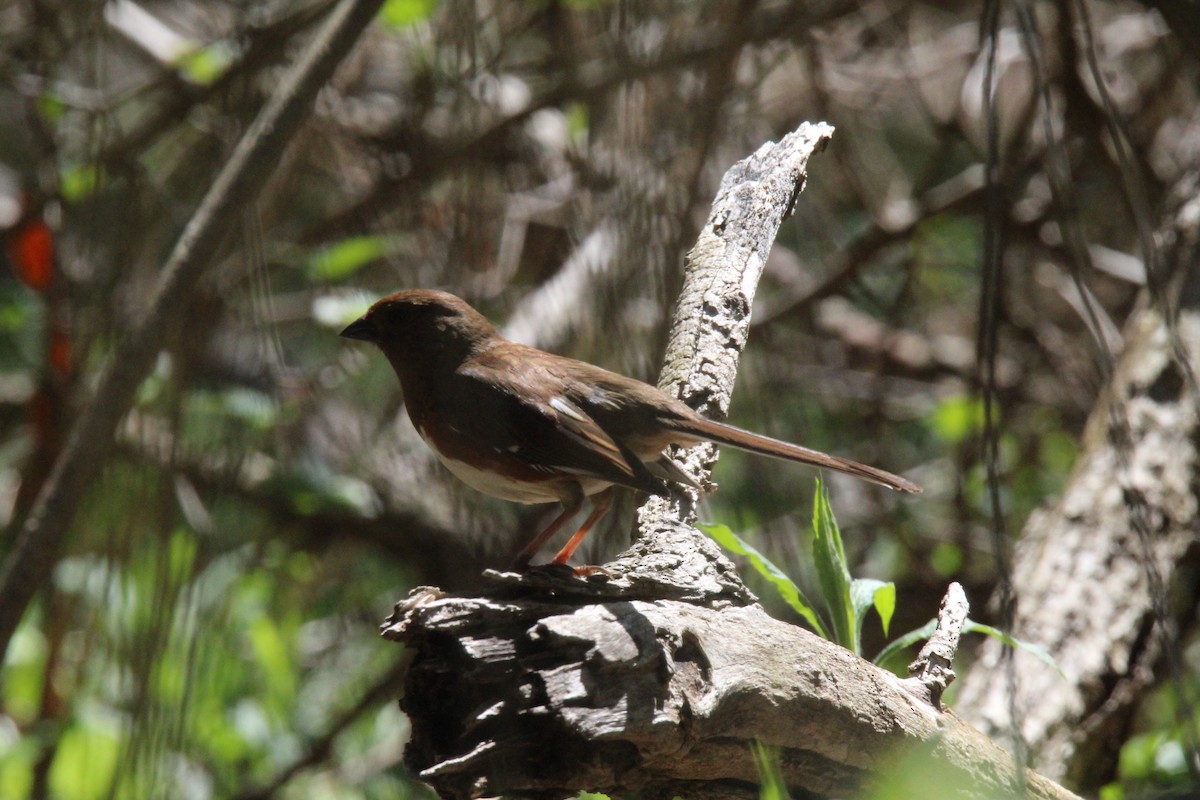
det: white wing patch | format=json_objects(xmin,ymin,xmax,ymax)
[{"xmin": 549, "ymin": 396, "xmax": 588, "ymax": 422}]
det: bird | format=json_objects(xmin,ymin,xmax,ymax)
[{"xmin": 340, "ymin": 289, "xmax": 921, "ymax": 569}]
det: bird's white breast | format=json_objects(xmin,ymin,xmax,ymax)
[{"xmin": 418, "ymin": 426, "xmax": 613, "ymax": 503}]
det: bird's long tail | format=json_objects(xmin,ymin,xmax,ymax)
[{"xmin": 668, "ymin": 415, "xmax": 922, "ymax": 494}]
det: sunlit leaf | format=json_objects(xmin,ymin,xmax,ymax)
[
  {"xmin": 700, "ymin": 523, "xmax": 828, "ymax": 638},
  {"xmin": 928, "ymin": 395, "xmax": 985, "ymax": 444},
  {"xmin": 175, "ymin": 42, "xmax": 236, "ymax": 85},
  {"xmin": 50, "ymin": 724, "xmax": 120, "ymax": 800},
  {"xmin": 811, "ymin": 479, "xmax": 855, "ymax": 651},
  {"xmin": 1, "ymin": 622, "xmax": 46, "ymax": 723},
  {"xmin": 306, "ymin": 235, "xmax": 409, "ymax": 282},
  {"xmin": 871, "ymin": 580, "xmax": 896, "ymax": 637},
  {"xmin": 0, "ymin": 733, "xmax": 36, "ymax": 799},
  {"xmin": 60, "ymin": 163, "xmax": 106, "ymax": 202},
  {"xmin": 380, "ymin": 0, "xmax": 439, "ymax": 28},
  {"xmin": 752, "ymin": 741, "xmax": 791, "ymax": 800}
]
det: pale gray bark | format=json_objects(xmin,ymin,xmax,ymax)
[
  {"xmin": 907, "ymin": 582, "xmax": 970, "ymax": 709},
  {"xmin": 637, "ymin": 122, "xmax": 837, "ymax": 546},
  {"xmin": 385, "ymin": 580, "xmax": 1079, "ymax": 800}
]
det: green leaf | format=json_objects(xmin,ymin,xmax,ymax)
[
  {"xmin": 380, "ymin": 0, "xmax": 439, "ymax": 28},
  {"xmin": 36, "ymin": 92, "xmax": 66, "ymax": 124},
  {"xmin": 963, "ymin": 619, "xmax": 1065, "ymax": 678},
  {"xmin": 930, "ymin": 541, "xmax": 962, "ymax": 576},
  {"xmin": 60, "ymin": 162, "xmax": 106, "ymax": 202},
  {"xmin": 306, "ymin": 235, "xmax": 408, "ymax": 282},
  {"xmin": 699, "ymin": 523, "xmax": 828, "ymax": 639},
  {"xmin": 850, "ymin": 578, "xmax": 895, "ymax": 640},
  {"xmin": 811, "ymin": 478, "xmax": 856, "ymax": 651},
  {"xmin": 751, "ymin": 741, "xmax": 791, "ymax": 800},
  {"xmin": 175, "ymin": 43, "xmax": 235, "ymax": 85},
  {"xmin": 850, "ymin": 579, "xmax": 883, "ymax": 651},
  {"xmin": 2, "ymin": 621, "xmax": 47, "ymax": 723},
  {"xmin": 872, "ymin": 617, "xmax": 937, "ymax": 667},
  {"xmin": 49, "ymin": 724, "xmax": 120, "ymax": 800},
  {"xmin": 928, "ymin": 395, "xmax": 985, "ymax": 444}
]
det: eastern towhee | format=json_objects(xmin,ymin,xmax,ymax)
[{"xmin": 341, "ymin": 290, "xmax": 920, "ymax": 568}]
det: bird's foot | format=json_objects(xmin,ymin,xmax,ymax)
[{"xmin": 519, "ymin": 561, "xmax": 612, "ymax": 582}]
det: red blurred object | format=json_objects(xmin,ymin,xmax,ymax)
[{"xmin": 6, "ymin": 216, "xmax": 55, "ymax": 291}]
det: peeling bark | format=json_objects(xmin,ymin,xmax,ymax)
[{"xmin": 385, "ymin": 577, "xmax": 1078, "ymax": 799}]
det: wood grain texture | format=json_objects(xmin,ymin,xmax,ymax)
[{"xmin": 385, "ymin": 583, "xmax": 1079, "ymax": 799}]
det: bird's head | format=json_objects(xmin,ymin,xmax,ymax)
[{"xmin": 340, "ymin": 289, "xmax": 499, "ymax": 366}]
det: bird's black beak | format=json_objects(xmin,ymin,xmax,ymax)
[{"xmin": 339, "ymin": 316, "xmax": 375, "ymax": 342}]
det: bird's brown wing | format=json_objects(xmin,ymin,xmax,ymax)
[
  {"xmin": 455, "ymin": 348, "xmax": 670, "ymax": 496},
  {"xmin": 550, "ymin": 352, "xmax": 922, "ymax": 494}
]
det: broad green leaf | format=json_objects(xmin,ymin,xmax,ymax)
[
  {"xmin": 850, "ymin": 579, "xmax": 882, "ymax": 653},
  {"xmin": 1, "ymin": 622, "xmax": 46, "ymax": 723},
  {"xmin": 811, "ymin": 479, "xmax": 855, "ymax": 651},
  {"xmin": 0, "ymin": 733, "xmax": 36, "ymax": 799},
  {"xmin": 872, "ymin": 581, "xmax": 896, "ymax": 636},
  {"xmin": 849, "ymin": 579, "xmax": 896, "ymax": 649},
  {"xmin": 700, "ymin": 523, "xmax": 828, "ymax": 638}
]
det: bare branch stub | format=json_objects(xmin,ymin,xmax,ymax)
[
  {"xmin": 634, "ymin": 122, "xmax": 836, "ymax": 566},
  {"xmin": 904, "ymin": 582, "xmax": 970, "ymax": 709}
]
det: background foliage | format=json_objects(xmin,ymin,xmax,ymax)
[{"xmin": 0, "ymin": 0, "xmax": 1196, "ymax": 797}]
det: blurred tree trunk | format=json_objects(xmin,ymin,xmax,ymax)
[{"xmin": 956, "ymin": 174, "xmax": 1200, "ymax": 790}]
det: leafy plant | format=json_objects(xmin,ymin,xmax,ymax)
[
  {"xmin": 702, "ymin": 478, "xmax": 894, "ymax": 655},
  {"xmin": 704, "ymin": 478, "xmax": 1057, "ymax": 674}
]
